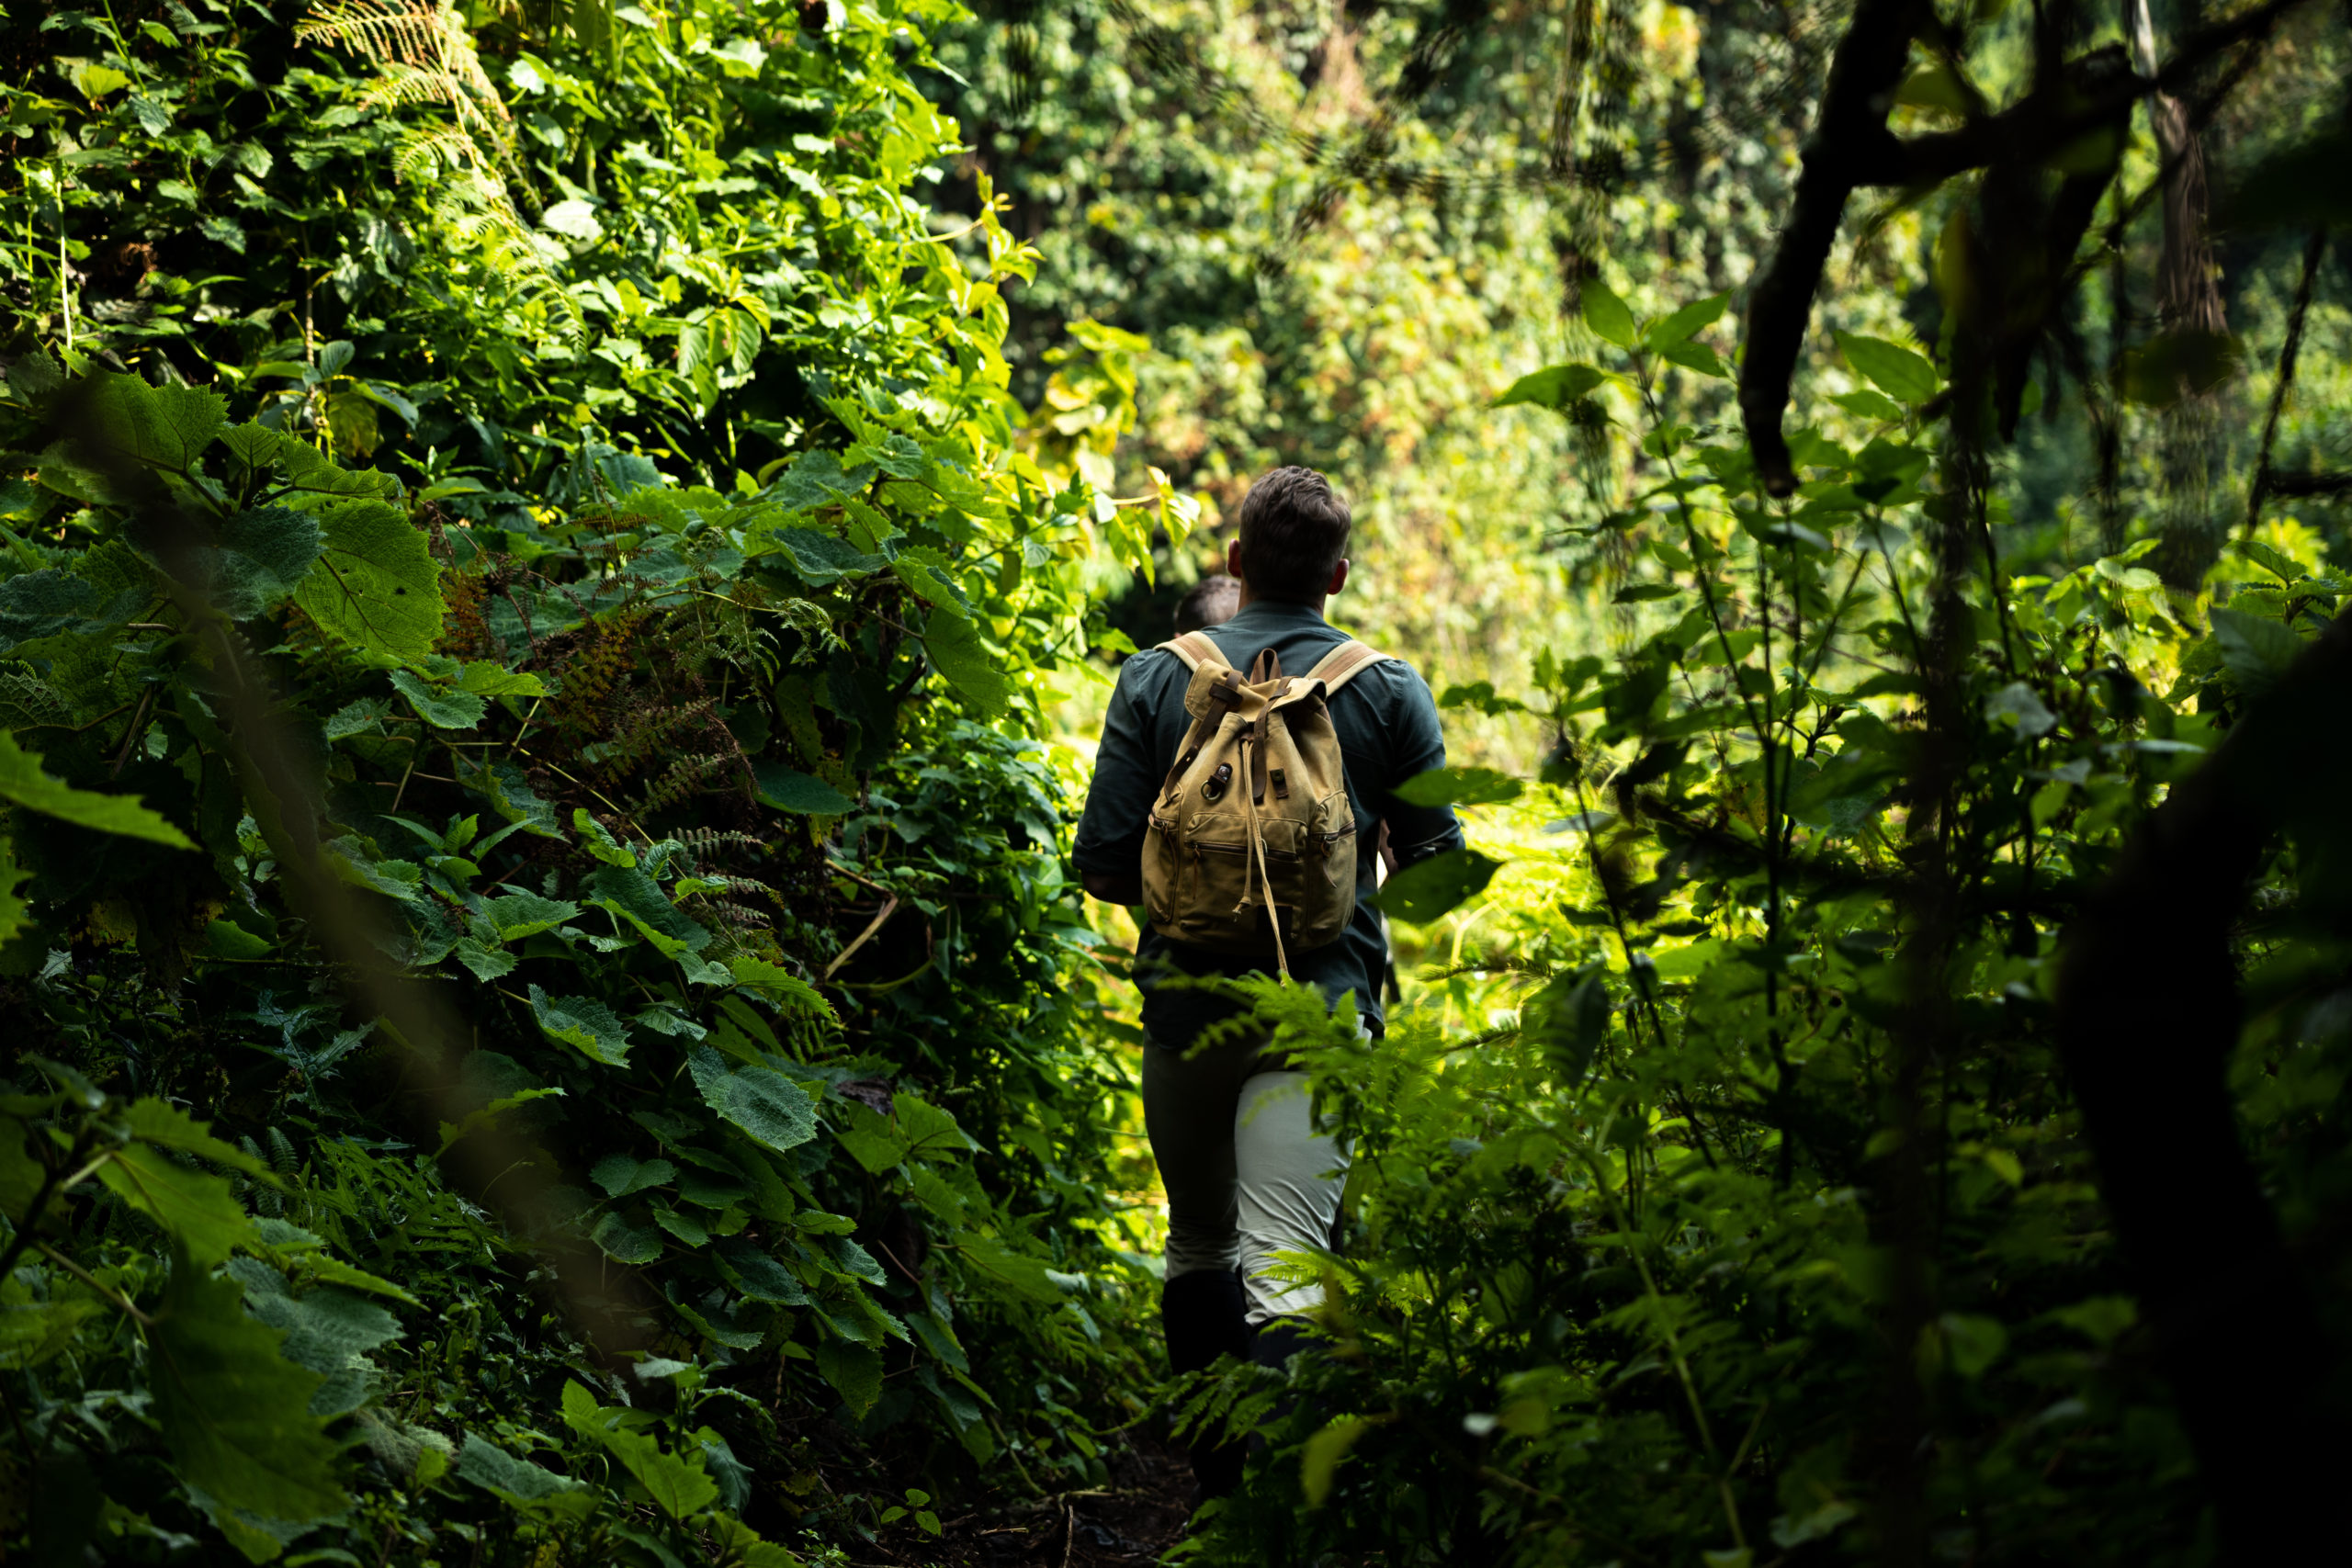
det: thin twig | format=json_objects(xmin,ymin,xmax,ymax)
[
  {"xmin": 2244, "ymin": 231, "xmax": 2328, "ymax": 537},
  {"xmin": 35, "ymin": 1240, "xmax": 153, "ymax": 1328},
  {"xmin": 823, "ymin": 895, "xmax": 900, "ymax": 981}
]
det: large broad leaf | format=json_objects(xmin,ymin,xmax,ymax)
[
  {"xmin": 752, "ymin": 761, "xmax": 854, "ymax": 815},
  {"xmin": 0, "ymin": 732, "xmax": 195, "ymax": 848},
  {"xmin": 1645, "ymin": 291, "xmax": 1730, "ymax": 348},
  {"xmin": 896, "ymin": 1093, "xmax": 979, "ymax": 1159},
  {"xmin": 1656, "ymin": 339, "xmax": 1729, "ymax": 378},
  {"xmin": 953, "ymin": 1234, "xmax": 1065, "ymax": 1307},
  {"xmin": 714, "ymin": 1239, "xmax": 811, "ymax": 1305},
  {"xmin": 96, "ymin": 1144, "xmax": 253, "ymax": 1266},
  {"xmin": 1491, "ymin": 363, "xmax": 1606, "ymax": 412},
  {"xmin": 527, "ymin": 986, "xmax": 633, "ymax": 1067},
  {"xmin": 1393, "ymin": 765, "xmax": 1523, "ymax": 808},
  {"xmin": 894, "ymin": 545, "xmax": 972, "ymax": 617},
  {"xmin": 580, "ymin": 864, "xmax": 711, "ymax": 956},
  {"xmin": 0, "ymin": 569, "xmax": 101, "ymax": 643},
  {"xmin": 454, "ymin": 1433, "xmax": 586, "ymax": 1508},
  {"xmin": 763, "ymin": 527, "xmax": 889, "ymax": 586},
  {"xmin": 120, "ymin": 1099, "xmax": 273, "ymax": 1176},
  {"xmin": 590, "ymin": 1213, "xmax": 663, "ymax": 1264},
  {"xmin": 455, "ymin": 660, "xmax": 545, "ymax": 697},
  {"xmin": 1377, "ymin": 847, "xmax": 1502, "ymax": 925},
  {"xmin": 560, "ymin": 1381, "xmax": 718, "ymax": 1520},
  {"xmin": 765, "ymin": 448, "xmax": 877, "ymax": 512},
  {"xmin": 833, "ymin": 1103, "xmax": 910, "ymax": 1174},
  {"xmin": 84, "ymin": 371, "xmax": 228, "ymax": 474},
  {"xmin": 481, "ymin": 891, "xmax": 580, "ymax": 941},
  {"xmin": 1580, "ymin": 280, "xmax": 1638, "ymax": 348},
  {"xmin": 728, "ymin": 955, "xmax": 839, "ymax": 1022},
  {"xmin": 921, "ymin": 609, "xmax": 1012, "ymax": 718},
  {"xmin": 388, "ymin": 668, "xmax": 486, "ymax": 729},
  {"xmin": 591, "ymin": 1153, "xmax": 676, "ymax": 1198},
  {"xmin": 2211, "ymin": 608, "xmax": 2305, "ymax": 696},
  {"xmin": 222, "ymin": 423, "xmax": 401, "ymax": 502},
  {"xmin": 687, "ymin": 1045, "xmax": 817, "ymax": 1155},
  {"xmin": 1834, "ymin": 332, "xmax": 1939, "ymax": 406},
  {"xmin": 201, "ymin": 506, "xmax": 324, "ymax": 619},
  {"xmin": 234, "ymin": 1268, "xmax": 403, "ymax": 1418},
  {"xmin": 291, "ymin": 499, "xmax": 443, "ymax": 660},
  {"xmin": 812, "ymin": 1341, "xmax": 883, "ymax": 1421},
  {"xmin": 148, "ymin": 1242, "xmax": 345, "ymax": 1523},
  {"xmin": 458, "ymin": 759, "xmax": 563, "ymax": 839},
  {"xmin": 0, "ymin": 839, "xmax": 28, "ymax": 953}
]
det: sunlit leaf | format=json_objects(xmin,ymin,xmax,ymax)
[
  {"xmin": 752, "ymin": 762, "xmax": 854, "ymax": 815},
  {"xmin": 291, "ymin": 500, "xmax": 444, "ymax": 660},
  {"xmin": 1581, "ymin": 280, "xmax": 1637, "ymax": 348},
  {"xmin": 1302, "ymin": 1415, "xmax": 1374, "ymax": 1508},
  {"xmin": 1378, "ymin": 847, "xmax": 1502, "ymax": 925},
  {"xmin": 527, "ymin": 986, "xmax": 633, "ymax": 1067},
  {"xmin": 1492, "ymin": 363, "xmax": 1606, "ymax": 412},
  {"xmin": 1834, "ymin": 332, "xmax": 1939, "ymax": 405},
  {"xmin": 0, "ymin": 732, "xmax": 195, "ymax": 848},
  {"xmin": 1393, "ymin": 766, "xmax": 1522, "ymax": 808}
]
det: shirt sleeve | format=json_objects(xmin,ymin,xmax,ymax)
[
  {"xmin": 1363, "ymin": 661, "xmax": 1464, "ymax": 867},
  {"xmin": 1071, "ymin": 652, "xmax": 1170, "ymax": 877}
]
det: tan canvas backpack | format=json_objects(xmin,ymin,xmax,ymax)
[{"xmin": 1140, "ymin": 631, "xmax": 1393, "ymax": 973}]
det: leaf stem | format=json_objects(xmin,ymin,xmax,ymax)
[{"xmin": 34, "ymin": 1239, "xmax": 153, "ymax": 1328}]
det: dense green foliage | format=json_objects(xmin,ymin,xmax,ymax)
[
  {"xmin": 6, "ymin": 0, "xmax": 2352, "ymax": 1564},
  {"xmin": 1167, "ymin": 308, "xmax": 2352, "ymax": 1563},
  {"xmin": 0, "ymin": 1, "xmax": 1181, "ymax": 1561}
]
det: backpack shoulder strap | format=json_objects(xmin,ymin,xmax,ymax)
[
  {"xmin": 1159, "ymin": 631, "xmax": 1227, "ymax": 671},
  {"xmin": 1303, "ymin": 639, "xmax": 1394, "ymax": 694}
]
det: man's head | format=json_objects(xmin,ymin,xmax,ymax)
[
  {"xmin": 1173, "ymin": 573, "xmax": 1242, "ymax": 634},
  {"xmin": 1227, "ymin": 466, "xmax": 1351, "ymax": 604}
]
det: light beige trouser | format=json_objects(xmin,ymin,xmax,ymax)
[{"xmin": 1143, "ymin": 1032, "xmax": 1351, "ymax": 1326}]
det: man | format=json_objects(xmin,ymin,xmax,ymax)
[{"xmin": 1072, "ymin": 466, "xmax": 1463, "ymax": 1497}]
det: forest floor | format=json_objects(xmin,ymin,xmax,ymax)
[{"xmin": 854, "ymin": 1435, "xmax": 1197, "ymax": 1565}]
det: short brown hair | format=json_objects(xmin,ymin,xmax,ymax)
[{"xmin": 1234, "ymin": 467, "xmax": 1351, "ymax": 602}]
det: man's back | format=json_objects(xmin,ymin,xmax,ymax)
[{"xmin": 1073, "ymin": 597, "xmax": 1461, "ymax": 1043}]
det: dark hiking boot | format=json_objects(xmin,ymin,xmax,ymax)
[
  {"xmin": 1245, "ymin": 1314, "xmax": 1318, "ymax": 1462},
  {"xmin": 1161, "ymin": 1269, "xmax": 1250, "ymax": 1498}
]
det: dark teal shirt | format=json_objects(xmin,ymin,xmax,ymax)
[{"xmin": 1071, "ymin": 599, "xmax": 1463, "ymax": 1043}]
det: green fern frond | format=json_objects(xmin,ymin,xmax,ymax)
[
  {"xmin": 582, "ymin": 699, "xmax": 718, "ymax": 778},
  {"xmin": 695, "ymin": 899, "xmax": 775, "ymax": 932},
  {"xmin": 631, "ymin": 752, "xmax": 731, "ymax": 818},
  {"xmin": 673, "ymin": 828, "xmax": 770, "ymax": 864},
  {"xmin": 298, "ymin": 0, "xmax": 510, "ymax": 130}
]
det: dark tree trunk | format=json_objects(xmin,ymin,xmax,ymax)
[{"xmin": 2056, "ymin": 615, "xmax": 2352, "ymax": 1559}]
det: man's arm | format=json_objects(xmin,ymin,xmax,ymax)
[
  {"xmin": 1082, "ymin": 868, "xmax": 1146, "ymax": 906},
  {"xmin": 1070, "ymin": 653, "xmax": 1166, "ymax": 908},
  {"xmin": 1370, "ymin": 663, "xmax": 1464, "ymax": 866}
]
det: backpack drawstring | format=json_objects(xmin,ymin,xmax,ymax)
[{"xmin": 1236, "ymin": 728, "xmax": 1290, "ymax": 980}]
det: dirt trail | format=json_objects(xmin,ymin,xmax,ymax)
[{"xmin": 853, "ymin": 1434, "xmax": 1198, "ymax": 1567}]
